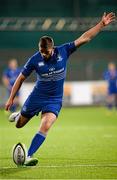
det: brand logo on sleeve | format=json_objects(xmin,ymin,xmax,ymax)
[
  {"xmin": 22, "ymin": 106, "xmax": 27, "ymax": 112},
  {"xmin": 57, "ymin": 55, "xmax": 63, "ymax": 62}
]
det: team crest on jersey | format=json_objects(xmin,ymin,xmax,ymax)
[{"xmin": 38, "ymin": 62, "xmax": 44, "ymax": 67}]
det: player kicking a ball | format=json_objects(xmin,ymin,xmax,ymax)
[{"xmin": 5, "ymin": 12, "xmax": 116, "ymax": 166}]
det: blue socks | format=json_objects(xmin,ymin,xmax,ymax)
[{"xmin": 28, "ymin": 132, "xmax": 46, "ymax": 157}]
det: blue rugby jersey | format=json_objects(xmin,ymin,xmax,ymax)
[
  {"xmin": 3, "ymin": 68, "xmax": 21, "ymax": 88},
  {"xmin": 21, "ymin": 42, "xmax": 76, "ymax": 100},
  {"xmin": 104, "ymin": 70, "xmax": 117, "ymax": 90}
]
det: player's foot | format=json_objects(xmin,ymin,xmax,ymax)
[
  {"xmin": 24, "ymin": 156, "xmax": 38, "ymax": 166},
  {"xmin": 9, "ymin": 112, "xmax": 20, "ymax": 122}
]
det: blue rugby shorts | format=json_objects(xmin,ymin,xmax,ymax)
[{"xmin": 21, "ymin": 89, "xmax": 62, "ymax": 119}]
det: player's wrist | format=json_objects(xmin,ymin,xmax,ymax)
[
  {"xmin": 9, "ymin": 96, "xmax": 14, "ymax": 102},
  {"xmin": 100, "ymin": 20, "xmax": 106, "ymax": 27}
]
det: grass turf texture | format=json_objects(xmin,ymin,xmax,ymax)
[{"xmin": 0, "ymin": 107, "xmax": 117, "ymax": 179}]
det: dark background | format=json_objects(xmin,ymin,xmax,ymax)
[{"xmin": 0, "ymin": 0, "xmax": 117, "ymax": 81}]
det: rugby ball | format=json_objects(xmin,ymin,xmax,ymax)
[{"xmin": 12, "ymin": 143, "xmax": 27, "ymax": 166}]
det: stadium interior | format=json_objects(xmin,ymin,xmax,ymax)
[
  {"xmin": 0, "ymin": 0, "xmax": 117, "ymax": 179},
  {"xmin": 0, "ymin": 0, "xmax": 117, "ymax": 106}
]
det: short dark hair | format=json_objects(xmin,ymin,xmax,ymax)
[{"xmin": 39, "ymin": 36, "xmax": 54, "ymax": 49}]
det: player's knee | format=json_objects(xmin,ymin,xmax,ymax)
[
  {"xmin": 40, "ymin": 121, "xmax": 52, "ymax": 133},
  {"xmin": 41, "ymin": 122, "xmax": 49, "ymax": 132},
  {"xmin": 45, "ymin": 122, "xmax": 51, "ymax": 131},
  {"xmin": 16, "ymin": 122, "xmax": 23, "ymax": 128}
]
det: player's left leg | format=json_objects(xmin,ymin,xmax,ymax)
[
  {"xmin": 25, "ymin": 112, "xmax": 57, "ymax": 166},
  {"xmin": 40, "ymin": 112, "xmax": 57, "ymax": 134},
  {"xmin": 27, "ymin": 112, "xmax": 56, "ymax": 157},
  {"xmin": 9, "ymin": 112, "xmax": 31, "ymax": 128}
]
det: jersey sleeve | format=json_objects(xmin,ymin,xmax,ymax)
[
  {"xmin": 2, "ymin": 69, "xmax": 9, "ymax": 78},
  {"xmin": 21, "ymin": 57, "xmax": 35, "ymax": 77},
  {"xmin": 62, "ymin": 41, "xmax": 76, "ymax": 58},
  {"xmin": 103, "ymin": 71, "xmax": 109, "ymax": 80}
]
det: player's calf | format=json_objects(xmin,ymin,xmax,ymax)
[
  {"xmin": 16, "ymin": 115, "xmax": 30, "ymax": 128},
  {"xmin": 9, "ymin": 112, "xmax": 30, "ymax": 128},
  {"xmin": 26, "ymin": 112, "xmax": 57, "ymax": 159}
]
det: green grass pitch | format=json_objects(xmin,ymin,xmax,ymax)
[{"xmin": 0, "ymin": 107, "xmax": 117, "ymax": 179}]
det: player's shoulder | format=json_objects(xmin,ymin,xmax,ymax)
[
  {"xmin": 103, "ymin": 70, "xmax": 109, "ymax": 77},
  {"xmin": 3, "ymin": 68, "xmax": 10, "ymax": 75},
  {"xmin": 17, "ymin": 67, "xmax": 21, "ymax": 73},
  {"xmin": 27, "ymin": 51, "xmax": 40, "ymax": 63},
  {"xmin": 31, "ymin": 51, "xmax": 40, "ymax": 59},
  {"xmin": 104, "ymin": 70, "xmax": 109, "ymax": 74}
]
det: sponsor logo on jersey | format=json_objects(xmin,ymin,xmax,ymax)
[
  {"xmin": 38, "ymin": 62, "xmax": 44, "ymax": 67},
  {"xmin": 49, "ymin": 67, "xmax": 55, "ymax": 71}
]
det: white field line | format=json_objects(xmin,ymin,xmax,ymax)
[{"xmin": 1, "ymin": 163, "xmax": 117, "ymax": 169}]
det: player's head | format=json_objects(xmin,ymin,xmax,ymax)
[
  {"xmin": 108, "ymin": 62, "xmax": 116, "ymax": 71},
  {"xmin": 38, "ymin": 36, "xmax": 54, "ymax": 60},
  {"xmin": 8, "ymin": 59, "xmax": 18, "ymax": 70}
]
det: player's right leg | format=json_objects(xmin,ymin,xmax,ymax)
[
  {"xmin": 107, "ymin": 94, "xmax": 114, "ymax": 110},
  {"xmin": 9, "ymin": 87, "xmax": 41, "ymax": 128},
  {"xmin": 9, "ymin": 112, "xmax": 30, "ymax": 128}
]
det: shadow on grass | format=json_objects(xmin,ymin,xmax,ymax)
[{"xmin": 0, "ymin": 166, "xmax": 31, "ymax": 179}]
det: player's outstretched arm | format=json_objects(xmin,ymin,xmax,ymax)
[
  {"xmin": 74, "ymin": 12, "xmax": 116, "ymax": 48},
  {"xmin": 5, "ymin": 73, "xmax": 26, "ymax": 111}
]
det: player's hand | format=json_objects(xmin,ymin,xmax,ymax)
[
  {"xmin": 101, "ymin": 12, "xmax": 116, "ymax": 26},
  {"xmin": 5, "ymin": 98, "xmax": 13, "ymax": 111}
]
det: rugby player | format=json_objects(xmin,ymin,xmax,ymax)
[
  {"xmin": 104, "ymin": 62, "xmax": 117, "ymax": 111},
  {"xmin": 2, "ymin": 59, "xmax": 20, "ymax": 112},
  {"xmin": 5, "ymin": 12, "xmax": 116, "ymax": 166}
]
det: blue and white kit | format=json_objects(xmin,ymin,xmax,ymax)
[
  {"xmin": 21, "ymin": 42, "xmax": 76, "ymax": 118},
  {"xmin": 104, "ymin": 70, "xmax": 117, "ymax": 95},
  {"xmin": 3, "ymin": 67, "xmax": 21, "ymax": 96}
]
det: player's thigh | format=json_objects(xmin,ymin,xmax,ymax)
[{"xmin": 21, "ymin": 88, "xmax": 42, "ymax": 119}]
